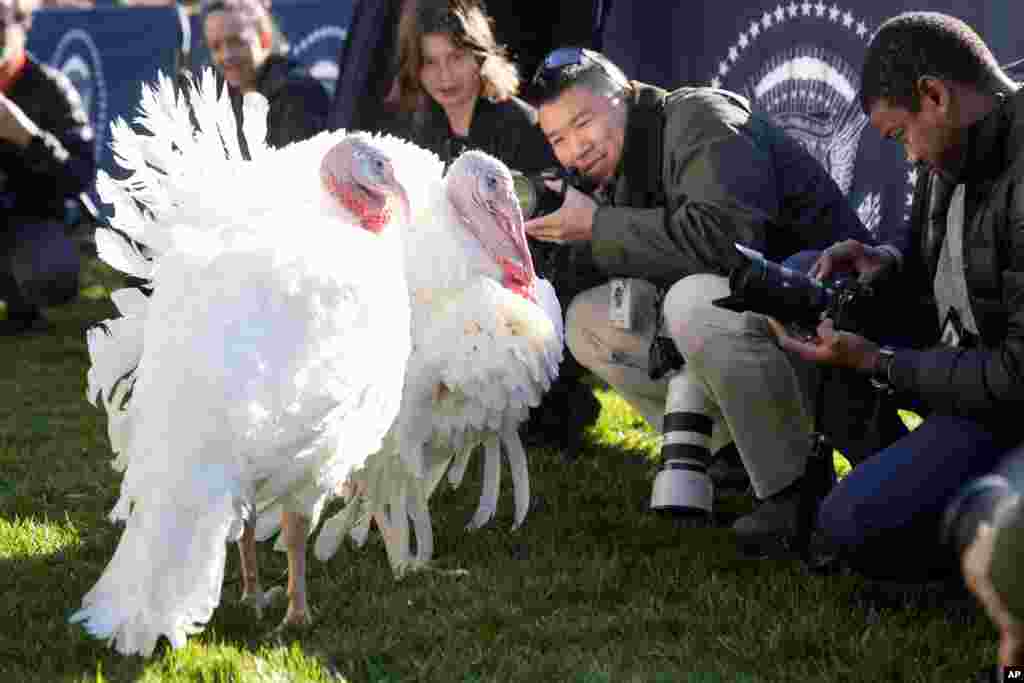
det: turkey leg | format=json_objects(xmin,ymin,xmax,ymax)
[
  {"xmin": 238, "ymin": 521, "xmax": 284, "ymax": 618},
  {"xmin": 280, "ymin": 510, "xmax": 314, "ymax": 629}
]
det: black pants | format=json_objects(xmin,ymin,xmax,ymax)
[{"xmin": 0, "ymin": 217, "xmax": 80, "ymax": 317}]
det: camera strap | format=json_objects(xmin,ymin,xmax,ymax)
[{"xmin": 621, "ymin": 84, "xmax": 667, "ymax": 209}]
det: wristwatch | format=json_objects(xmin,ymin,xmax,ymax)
[{"xmin": 870, "ymin": 346, "xmax": 897, "ymax": 393}]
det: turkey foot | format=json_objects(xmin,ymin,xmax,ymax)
[{"xmin": 237, "ymin": 523, "xmax": 286, "ymax": 619}]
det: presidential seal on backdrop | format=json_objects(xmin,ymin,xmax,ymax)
[
  {"xmin": 291, "ymin": 25, "xmax": 348, "ymax": 100},
  {"xmin": 51, "ymin": 28, "xmax": 107, "ymax": 165},
  {"xmin": 707, "ymin": 2, "xmax": 915, "ymax": 241}
]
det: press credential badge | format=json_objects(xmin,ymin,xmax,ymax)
[{"xmin": 609, "ymin": 278, "xmax": 633, "ymax": 330}]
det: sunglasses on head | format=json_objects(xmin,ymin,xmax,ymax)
[{"xmin": 531, "ymin": 47, "xmax": 628, "ymax": 95}]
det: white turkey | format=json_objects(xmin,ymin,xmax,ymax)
[
  {"xmin": 314, "ymin": 149, "xmax": 564, "ymax": 576},
  {"xmin": 72, "ymin": 69, "xmax": 417, "ymax": 656}
]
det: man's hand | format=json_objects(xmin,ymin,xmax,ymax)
[
  {"xmin": 809, "ymin": 240, "xmax": 898, "ymax": 283},
  {"xmin": 765, "ymin": 317, "xmax": 879, "ymax": 372},
  {"xmin": 963, "ymin": 520, "xmax": 1024, "ymax": 666},
  {"xmin": 0, "ymin": 93, "xmax": 38, "ymax": 148},
  {"xmin": 523, "ymin": 183, "xmax": 597, "ymax": 244}
]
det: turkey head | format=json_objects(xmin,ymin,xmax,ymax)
[
  {"xmin": 446, "ymin": 150, "xmax": 537, "ymax": 302},
  {"xmin": 320, "ymin": 133, "xmax": 411, "ymax": 234}
]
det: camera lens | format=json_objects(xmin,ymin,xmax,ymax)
[{"xmin": 511, "ymin": 172, "xmax": 539, "ymax": 218}]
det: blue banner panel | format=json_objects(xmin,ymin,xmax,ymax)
[
  {"xmin": 188, "ymin": 0, "xmax": 353, "ymax": 99},
  {"xmin": 27, "ymin": 6, "xmax": 184, "ymax": 192},
  {"xmin": 602, "ymin": 1, "xmax": 1021, "ymax": 248}
]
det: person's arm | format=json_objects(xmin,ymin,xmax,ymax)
[
  {"xmin": 885, "ymin": 180, "xmax": 1024, "ymax": 418},
  {"xmin": 268, "ymin": 77, "xmax": 331, "ymax": 147},
  {"xmin": 0, "ymin": 70, "xmax": 95, "ymax": 199},
  {"xmin": 589, "ymin": 93, "xmax": 778, "ymax": 282}
]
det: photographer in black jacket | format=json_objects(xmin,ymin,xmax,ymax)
[
  {"xmin": 0, "ymin": 0, "xmax": 96, "ymax": 335},
  {"xmin": 773, "ymin": 12, "xmax": 1024, "ymax": 581}
]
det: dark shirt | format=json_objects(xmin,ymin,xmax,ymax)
[
  {"xmin": 402, "ymin": 96, "xmax": 556, "ymax": 174},
  {"xmin": 229, "ymin": 54, "xmax": 330, "ymax": 156},
  {"xmin": 0, "ymin": 53, "xmax": 95, "ymax": 221}
]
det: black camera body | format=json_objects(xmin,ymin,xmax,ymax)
[
  {"xmin": 712, "ymin": 244, "xmax": 874, "ymax": 335},
  {"xmin": 511, "ymin": 166, "xmax": 590, "ymax": 220}
]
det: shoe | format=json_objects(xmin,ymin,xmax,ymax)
[
  {"xmin": 521, "ymin": 379, "xmax": 601, "ymax": 457},
  {"xmin": 732, "ymin": 482, "xmax": 802, "ymax": 557},
  {"xmin": 707, "ymin": 443, "xmax": 750, "ymax": 492}
]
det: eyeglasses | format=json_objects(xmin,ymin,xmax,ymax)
[{"xmin": 531, "ymin": 47, "xmax": 629, "ymax": 97}]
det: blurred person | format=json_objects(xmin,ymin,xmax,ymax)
[
  {"xmin": 945, "ymin": 449, "xmax": 1024, "ymax": 673},
  {"xmin": 201, "ymin": 0, "xmax": 328, "ymax": 154},
  {"xmin": 772, "ymin": 13, "xmax": 1024, "ymax": 581},
  {"xmin": 0, "ymin": 0, "xmax": 95, "ymax": 335},
  {"xmin": 392, "ymin": 0, "xmax": 602, "ymax": 452},
  {"xmin": 526, "ymin": 48, "xmax": 874, "ymax": 543}
]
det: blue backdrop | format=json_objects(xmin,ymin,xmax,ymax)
[
  {"xmin": 25, "ymin": 1, "xmax": 353, "ymax": 208},
  {"xmin": 602, "ymin": 1, "xmax": 1024, "ymax": 249},
  {"xmin": 22, "ymin": 1, "xmax": 1024, "ymax": 244}
]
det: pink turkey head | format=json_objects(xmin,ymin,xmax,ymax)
[
  {"xmin": 445, "ymin": 150, "xmax": 536, "ymax": 301},
  {"xmin": 320, "ymin": 133, "xmax": 410, "ymax": 234}
]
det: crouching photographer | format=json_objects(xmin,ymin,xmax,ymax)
[
  {"xmin": 523, "ymin": 47, "xmax": 873, "ymax": 545},
  {"xmin": 770, "ymin": 12, "xmax": 1024, "ymax": 582}
]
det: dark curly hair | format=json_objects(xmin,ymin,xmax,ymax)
[{"xmin": 859, "ymin": 12, "xmax": 1006, "ymax": 114}]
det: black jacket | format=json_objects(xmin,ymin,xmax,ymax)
[
  {"xmin": 0, "ymin": 54, "xmax": 96, "ymax": 221},
  {"xmin": 401, "ymin": 96, "xmax": 556, "ymax": 174},
  {"xmin": 888, "ymin": 88, "xmax": 1024, "ymax": 430},
  {"xmin": 229, "ymin": 54, "xmax": 330, "ymax": 156}
]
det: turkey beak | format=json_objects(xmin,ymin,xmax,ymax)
[{"xmin": 497, "ymin": 192, "xmax": 535, "ymax": 285}]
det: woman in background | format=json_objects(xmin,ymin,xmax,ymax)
[
  {"xmin": 393, "ymin": 0, "xmax": 601, "ymax": 453},
  {"xmin": 201, "ymin": 0, "xmax": 329, "ymax": 154}
]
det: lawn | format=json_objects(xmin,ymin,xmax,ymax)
[{"xmin": 0, "ymin": 255, "xmax": 996, "ymax": 682}]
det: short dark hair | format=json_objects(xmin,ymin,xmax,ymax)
[
  {"xmin": 529, "ymin": 48, "xmax": 630, "ymax": 107},
  {"xmin": 860, "ymin": 12, "xmax": 1006, "ymax": 114}
]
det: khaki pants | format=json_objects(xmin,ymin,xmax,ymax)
[{"xmin": 566, "ymin": 275, "xmax": 811, "ymax": 498}]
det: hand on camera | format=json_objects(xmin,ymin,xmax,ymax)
[
  {"xmin": 809, "ymin": 240, "xmax": 899, "ymax": 283},
  {"xmin": 0, "ymin": 93, "xmax": 38, "ymax": 148},
  {"xmin": 523, "ymin": 183, "xmax": 597, "ymax": 244},
  {"xmin": 766, "ymin": 317, "xmax": 879, "ymax": 372}
]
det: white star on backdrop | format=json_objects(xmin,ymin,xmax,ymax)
[
  {"xmin": 801, "ymin": 1, "xmax": 812, "ymax": 15},
  {"xmin": 842, "ymin": 11, "xmax": 853, "ymax": 27},
  {"xmin": 762, "ymin": 12, "xmax": 772, "ymax": 29},
  {"xmin": 829, "ymin": 4, "xmax": 840, "ymax": 21},
  {"xmin": 749, "ymin": 21, "xmax": 760, "ymax": 38},
  {"xmin": 719, "ymin": 61, "xmax": 730, "ymax": 76},
  {"xmin": 729, "ymin": 46, "xmax": 739, "ymax": 62},
  {"xmin": 738, "ymin": 32, "xmax": 749, "ymax": 48},
  {"xmin": 788, "ymin": 2, "xmax": 799, "ymax": 17},
  {"xmin": 856, "ymin": 21, "xmax": 867, "ymax": 38},
  {"xmin": 775, "ymin": 5, "xmax": 786, "ymax": 21},
  {"xmin": 815, "ymin": 1, "xmax": 826, "ymax": 17}
]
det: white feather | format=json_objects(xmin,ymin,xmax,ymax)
[{"xmin": 74, "ymin": 68, "xmax": 417, "ymax": 656}]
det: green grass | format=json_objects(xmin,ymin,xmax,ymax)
[{"xmin": 0, "ymin": 256, "xmax": 998, "ymax": 682}]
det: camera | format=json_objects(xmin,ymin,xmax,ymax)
[
  {"xmin": 510, "ymin": 167, "xmax": 587, "ymax": 220},
  {"xmin": 712, "ymin": 244, "xmax": 874, "ymax": 334}
]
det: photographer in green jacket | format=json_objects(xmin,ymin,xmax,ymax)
[{"xmin": 525, "ymin": 48, "xmax": 874, "ymax": 549}]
